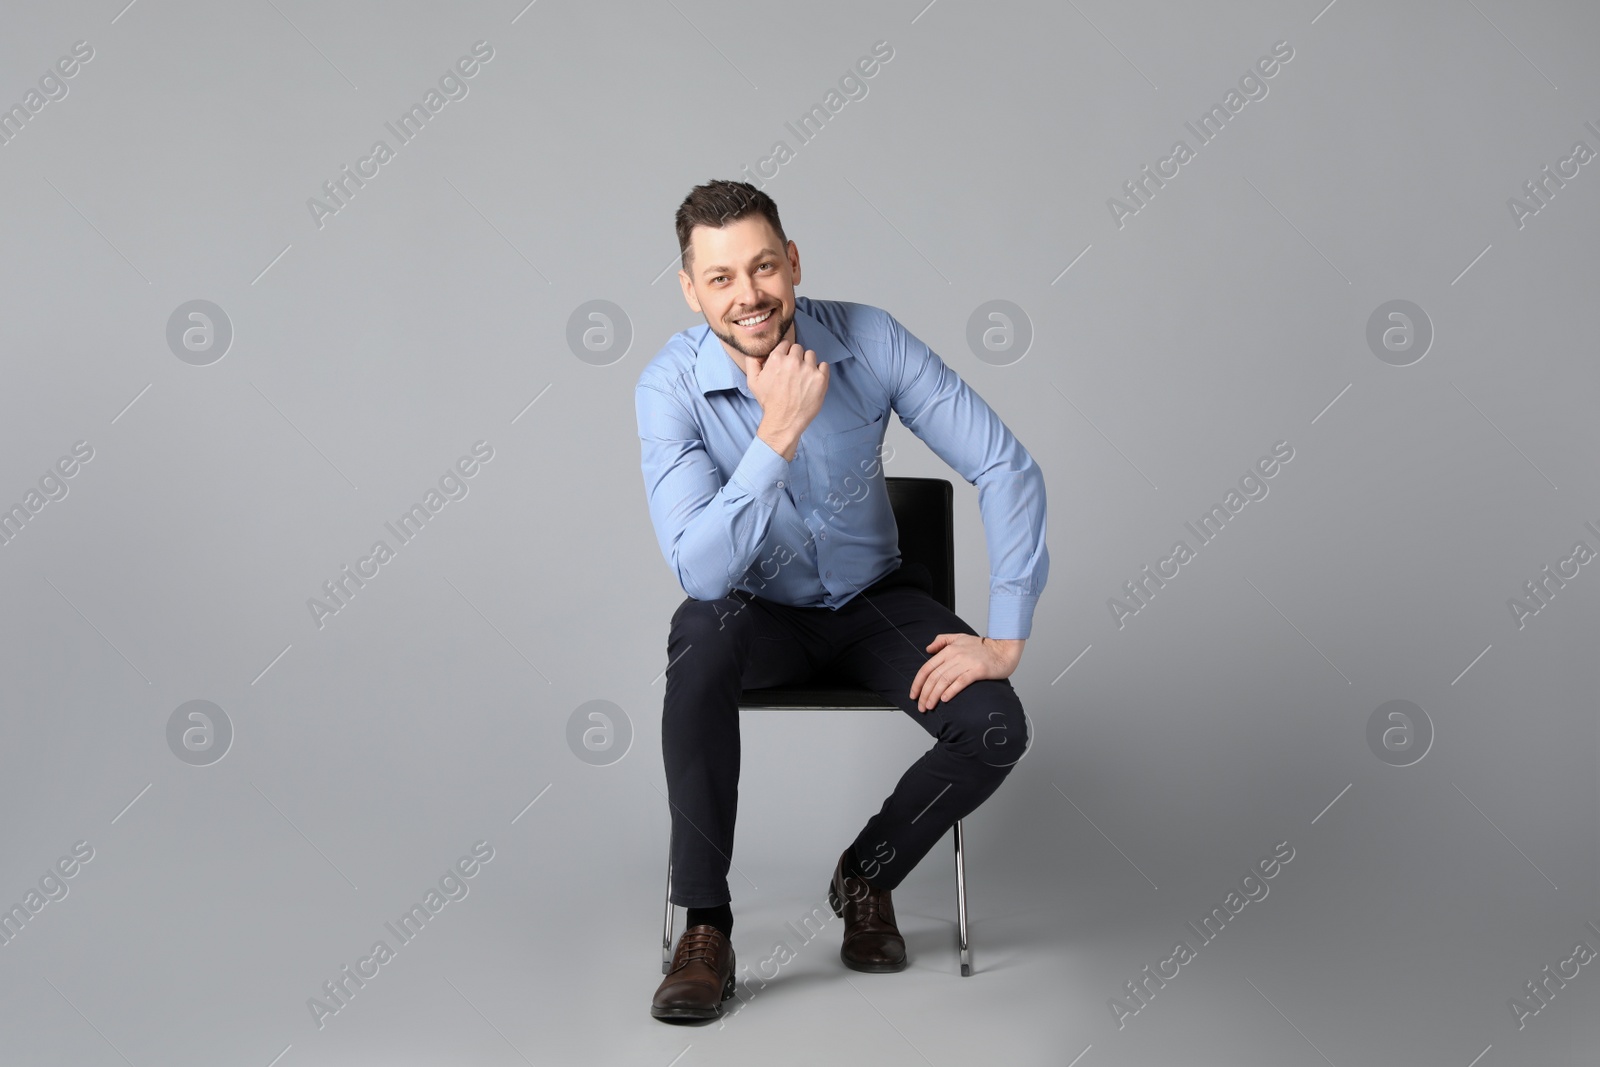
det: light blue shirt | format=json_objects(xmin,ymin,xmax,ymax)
[{"xmin": 634, "ymin": 296, "xmax": 1048, "ymax": 640}]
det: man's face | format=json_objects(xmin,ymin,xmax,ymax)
[{"xmin": 679, "ymin": 215, "xmax": 801, "ymax": 373}]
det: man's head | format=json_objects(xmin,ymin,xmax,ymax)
[{"xmin": 675, "ymin": 180, "xmax": 801, "ymax": 372}]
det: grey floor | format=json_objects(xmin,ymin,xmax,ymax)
[{"xmin": 9, "ymin": 668, "xmax": 1596, "ymax": 1066}]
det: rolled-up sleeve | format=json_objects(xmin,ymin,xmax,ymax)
[
  {"xmin": 636, "ymin": 382, "xmax": 790, "ymax": 602},
  {"xmin": 881, "ymin": 314, "xmax": 1049, "ymax": 640}
]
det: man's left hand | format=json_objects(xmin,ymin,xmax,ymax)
[{"xmin": 909, "ymin": 635, "xmax": 1025, "ymax": 713}]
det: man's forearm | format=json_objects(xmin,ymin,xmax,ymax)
[{"xmin": 660, "ymin": 436, "xmax": 790, "ymax": 601}]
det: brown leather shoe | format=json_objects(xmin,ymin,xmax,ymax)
[
  {"xmin": 651, "ymin": 924, "xmax": 737, "ymax": 1022},
  {"xmin": 828, "ymin": 848, "xmax": 908, "ymax": 972}
]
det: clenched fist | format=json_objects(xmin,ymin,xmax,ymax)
[{"xmin": 750, "ymin": 341, "xmax": 828, "ymax": 462}]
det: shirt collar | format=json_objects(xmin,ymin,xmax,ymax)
[{"xmin": 693, "ymin": 301, "xmax": 854, "ymax": 399}]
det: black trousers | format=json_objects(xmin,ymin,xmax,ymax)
[{"xmin": 662, "ymin": 559, "xmax": 1030, "ymax": 908}]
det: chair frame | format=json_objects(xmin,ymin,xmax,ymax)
[{"xmin": 660, "ymin": 477, "xmax": 974, "ymax": 977}]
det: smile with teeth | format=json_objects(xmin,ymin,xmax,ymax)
[{"xmin": 734, "ymin": 308, "xmax": 774, "ymax": 329}]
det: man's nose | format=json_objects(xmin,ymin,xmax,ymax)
[{"xmin": 734, "ymin": 275, "xmax": 760, "ymax": 307}]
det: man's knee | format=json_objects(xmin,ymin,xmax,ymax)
[{"xmin": 946, "ymin": 682, "xmax": 1029, "ymax": 770}]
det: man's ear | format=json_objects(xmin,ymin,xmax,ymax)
[
  {"xmin": 787, "ymin": 240, "xmax": 801, "ymax": 287},
  {"xmin": 678, "ymin": 270, "xmax": 702, "ymax": 314}
]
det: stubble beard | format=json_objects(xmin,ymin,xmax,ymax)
[{"xmin": 711, "ymin": 303, "xmax": 795, "ymax": 366}]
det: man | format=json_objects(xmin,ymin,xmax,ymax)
[{"xmin": 636, "ymin": 179, "xmax": 1048, "ymax": 1022}]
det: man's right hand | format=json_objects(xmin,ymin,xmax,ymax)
[{"xmin": 750, "ymin": 341, "xmax": 829, "ymax": 462}]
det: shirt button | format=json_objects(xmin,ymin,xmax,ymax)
[
  {"xmin": 777, "ymin": 480, "xmax": 784, "ymax": 488},
  {"xmin": 826, "ymin": 570, "xmax": 833, "ymax": 577}
]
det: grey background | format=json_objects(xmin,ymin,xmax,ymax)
[{"xmin": 1, "ymin": 0, "xmax": 1596, "ymax": 1064}]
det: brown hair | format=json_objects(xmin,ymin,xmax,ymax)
[{"xmin": 675, "ymin": 179, "xmax": 787, "ymax": 275}]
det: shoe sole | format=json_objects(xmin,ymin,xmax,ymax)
[
  {"xmin": 650, "ymin": 972, "xmax": 737, "ymax": 1021},
  {"xmin": 829, "ymin": 881, "xmax": 909, "ymax": 973},
  {"xmin": 840, "ymin": 951, "xmax": 908, "ymax": 974}
]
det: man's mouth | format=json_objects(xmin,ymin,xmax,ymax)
[{"xmin": 733, "ymin": 308, "xmax": 774, "ymax": 331}]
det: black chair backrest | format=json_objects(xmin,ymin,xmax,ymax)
[{"xmin": 885, "ymin": 477, "xmax": 955, "ymax": 612}]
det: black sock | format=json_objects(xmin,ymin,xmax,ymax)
[{"xmin": 686, "ymin": 903, "xmax": 733, "ymax": 940}]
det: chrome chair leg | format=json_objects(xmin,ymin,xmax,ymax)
[
  {"xmin": 662, "ymin": 853, "xmax": 675, "ymax": 974},
  {"xmin": 954, "ymin": 819, "xmax": 971, "ymax": 976}
]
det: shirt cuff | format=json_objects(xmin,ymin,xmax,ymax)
[
  {"xmin": 987, "ymin": 594, "xmax": 1038, "ymax": 641},
  {"xmin": 728, "ymin": 433, "xmax": 790, "ymax": 503}
]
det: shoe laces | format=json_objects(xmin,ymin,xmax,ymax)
[
  {"xmin": 841, "ymin": 874, "xmax": 894, "ymax": 924},
  {"xmin": 673, "ymin": 927, "xmax": 726, "ymax": 970}
]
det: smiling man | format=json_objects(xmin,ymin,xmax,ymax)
[{"xmin": 636, "ymin": 179, "xmax": 1049, "ymax": 1022}]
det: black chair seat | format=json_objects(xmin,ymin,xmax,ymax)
[{"xmin": 739, "ymin": 668, "xmax": 897, "ymax": 711}]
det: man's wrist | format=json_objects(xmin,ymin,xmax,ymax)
[
  {"xmin": 985, "ymin": 637, "xmax": 1025, "ymax": 665},
  {"xmin": 757, "ymin": 424, "xmax": 799, "ymax": 463}
]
